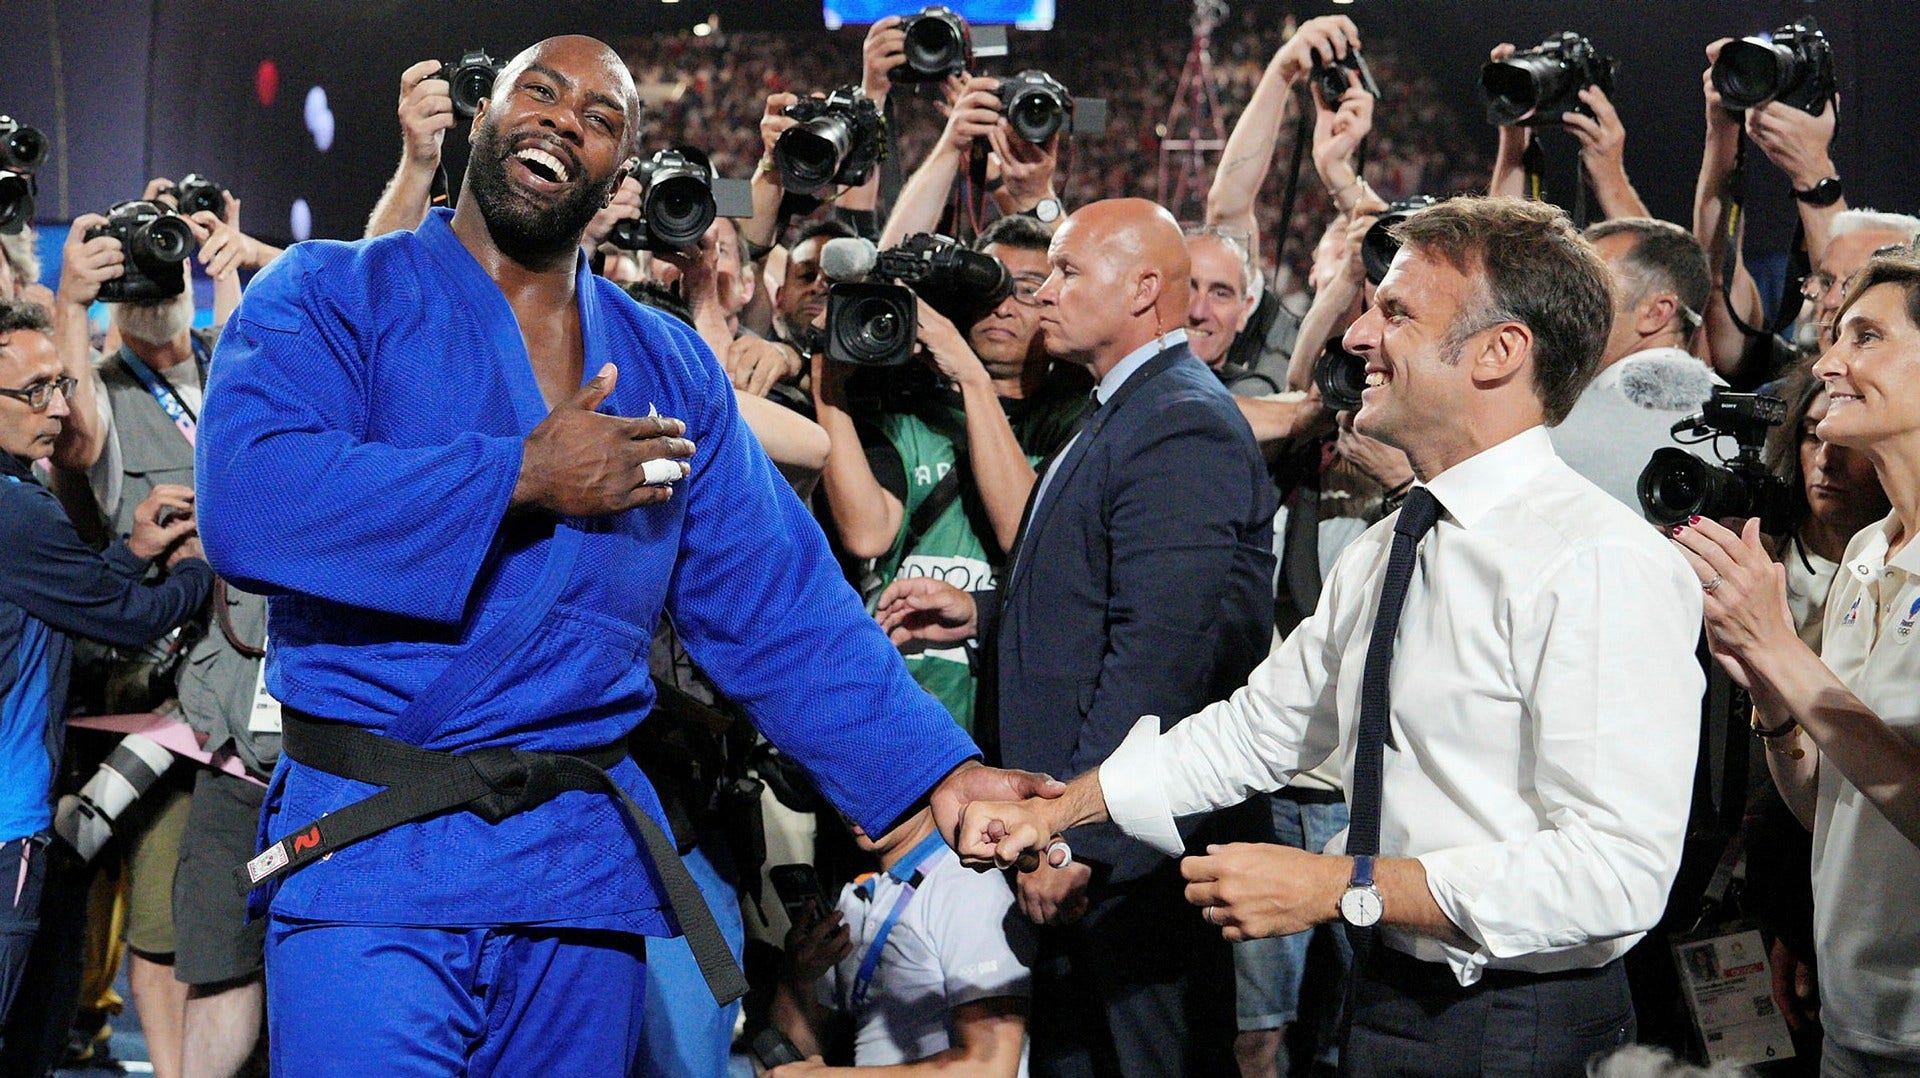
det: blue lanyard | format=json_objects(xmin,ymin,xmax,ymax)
[
  {"xmin": 849, "ymin": 831, "xmax": 948, "ymax": 1010},
  {"xmin": 120, "ymin": 344, "xmax": 206, "ymax": 445}
]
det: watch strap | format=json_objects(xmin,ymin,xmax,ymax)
[
  {"xmin": 1793, "ymin": 175, "xmax": 1843, "ymax": 207},
  {"xmin": 1349, "ymin": 853, "xmax": 1375, "ymax": 889}
]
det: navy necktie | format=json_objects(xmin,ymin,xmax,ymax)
[{"xmin": 1347, "ymin": 485, "xmax": 1441, "ymax": 860}]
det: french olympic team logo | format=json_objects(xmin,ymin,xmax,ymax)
[
  {"xmin": 1842, "ymin": 596, "xmax": 1862, "ymax": 626},
  {"xmin": 1897, "ymin": 596, "xmax": 1920, "ymax": 638}
]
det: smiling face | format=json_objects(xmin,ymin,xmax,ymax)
[
  {"xmin": 464, "ymin": 37, "xmax": 637, "ymax": 262},
  {"xmin": 1340, "ymin": 246, "xmax": 1485, "ymax": 454},
  {"xmin": 0, "ymin": 328, "xmax": 69, "ymax": 461},
  {"xmin": 1185, "ymin": 234, "xmax": 1256, "ymax": 368},
  {"xmin": 1812, "ymin": 281, "xmax": 1920, "ymax": 455}
]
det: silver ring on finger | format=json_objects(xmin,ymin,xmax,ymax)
[
  {"xmin": 1703, "ymin": 574, "xmax": 1724, "ymax": 594},
  {"xmin": 1204, "ymin": 905, "xmax": 1219, "ymax": 926}
]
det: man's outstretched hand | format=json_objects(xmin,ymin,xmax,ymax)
[
  {"xmin": 874, "ymin": 576, "xmax": 978, "ymax": 646},
  {"xmin": 929, "ymin": 761, "xmax": 1065, "ymax": 868}
]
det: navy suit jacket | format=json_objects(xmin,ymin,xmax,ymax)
[{"xmin": 982, "ymin": 344, "xmax": 1276, "ymax": 883}]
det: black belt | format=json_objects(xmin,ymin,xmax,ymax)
[{"xmin": 239, "ymin": 708, "xmax": 747, "ymax": 1005}]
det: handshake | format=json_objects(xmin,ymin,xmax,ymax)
[{"xmin": 931, "ymin": 760, "xmax": 1082, "ymax": 872}]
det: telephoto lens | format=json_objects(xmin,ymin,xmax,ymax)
[
  {"xmin": 998, "ymin": 71, "xmax": 1074, "ymax": 144},
  {"xmin": 1710, "ymin": 19, "xmax": 1835, "ymax": 114},
  {"xmin": 0, "ymin": 116, "xmax": 47, "ymax": 172},
  {"xmin": 445, "ymin": 49, "xmax": 504, "ymax": 119},
  {"xmin": 895, "ymin": 6, "xmax": 972, "ymax": 83},
  {"xmin": 53, "ymin": 733, "xmax": 178, "ymax": 862},
  {"xmin": 86, "ymin": 200, "xmax": 195, "ymax": 303},
  {"xmin": 775, "ymin": 88, "xmax": 887, "ymax": 193},
  {"xmin": 609, "ymin": 148, "xmax": 717, "ymax": 253},
  {"xmin": 1479, "ymin": 32, "xmax": 1615, "ymax": 127}
]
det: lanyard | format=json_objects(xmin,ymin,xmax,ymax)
[
  {"xmin": 120, "ymin": 343, "xmax": 205, "ymax": 448},
  {"xmin": 849, "ymin": 831, "xmax": 947, "ymax": 1011}
]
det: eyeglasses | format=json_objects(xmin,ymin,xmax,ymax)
[
  {"xmin": 0, "ymin": 376, "xmax": 76, "ymax": 410},
  {"xmin": 1010, "ymin": 276, "xmax": 1047, "ymax": 307},
  {"xmin": 1800, "ymin": 271, "xmax": 1838, "ymax": 303}
]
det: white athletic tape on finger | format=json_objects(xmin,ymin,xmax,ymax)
[{"xmin": 642, "ymin": 458, "xmax": 685, "ymax": 486}]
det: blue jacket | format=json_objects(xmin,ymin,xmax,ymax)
[
  {"xmin": 985, "ymin": 345, "xmax": 1276, "ymax": 883},
  {"xmin": 194, "ymin": 210, "xmax": 976, "ymax": 931},
  {"xmin": 0, "ymin": 453, "xmax": 213, "ymax": 841}
]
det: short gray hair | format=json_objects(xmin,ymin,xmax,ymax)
[
  {"xmin": 1830, "ymin": 208, "xmax": 1920, "ymax": 243},
  {"xmin": 1184, "ymin": 226, "xmax": 1262, "ymax": 300}
]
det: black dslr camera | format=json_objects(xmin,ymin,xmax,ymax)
[
  {"xmin": 609, "ymin": 148, "xmax": 717, "ymax": 254},
  {"xmin": 1361, "ymin": 195, "xmax": 1442, "ymax": 286},
  {"xmin": 775, "ymin": 87, "xmax": 888, "ymax": 194},
  {"xmin": 86, "ymin": 200, "xmax": 195, "ymax": 303},
  {"xmin": 1711, "ymin": 18, "xmax": 1835, "ymax": 115},
  {"xmin": 0, "ymin": 116, "xmax": 46, "ymax": 235},
  {"xmin": 1637, "ymin": 388, "xmax": 1793, "ymax": 531},
  {"xmin": 441, "ymin": 49, "xmax": 504, "ymax": 119},
  {"xmin": 1311, "ymin": 49, "xmax": 1382, "ymax": 107},
  {"xmin": 896, "ymin": 5, "xmax": 972, "ymax": 83},
  {"xmin": 997, "ymin": 70, "xmax": 1075, "ymax": 144},
  {"xmin": 1313, "ymin": 340, "xmax": 1368, "ymax": 413},
  {"xmin": 825, "ymin": 233, "xmax": 1012, "ymax": 367},
  {"xmin": 1480, "ymin": 32, "xmax": 1616, "ymax": 126},
  {"xmin": 171, "ymin": 173, "xmax": 228, "ymax": 218}
]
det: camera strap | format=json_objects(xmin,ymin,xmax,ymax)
[
  {"xmin": 849, "ymin": 830, "xmax": 947, "ymax": 1012},
  {"xmin": 1269, "ymin": 93, "xmax": 1314, "ymax": 271},
  {"xmin": 1521, "ymin": 136, "xmax": 1590, "ymax": 229},
  {"xmin": 901, "ymin": 419, "xmax": 973, "ymax": 559},
  {"xmin": 119, "ymin": 350, "xmax": 202, "ymax": 448},
  {"xmin": 1715, "ymin": 139, "xmax": 1810, "ymax": 343}
]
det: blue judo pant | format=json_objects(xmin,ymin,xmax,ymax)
[{"xmin": 266, "ymin": 918, "xmax": 649, "ymax": 1076}]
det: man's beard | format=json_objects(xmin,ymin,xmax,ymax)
[
  {"xmin": 114, "ymin": 290, "xmax": 194, "ymax": 346},
  {"xmin": 467, "ymin": 116, "xmax": 616, "ymax": 264}
]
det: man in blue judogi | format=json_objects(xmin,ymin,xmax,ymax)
[{"xmin": 195, "ymin": 36, "xmax": 1055, "ymax": 1076}]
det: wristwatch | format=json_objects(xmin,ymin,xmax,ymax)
[
  {"xmin": 1338, "ymin": 855, "xmax": 1384, "ymax": 928},
  {"xmin": 1793, "ymin": 175, "xmax": 1843, "ymax": 207},
  {"xmin": 1025, "ymin": 197, "xmax": 1064, "ymax": 224}
]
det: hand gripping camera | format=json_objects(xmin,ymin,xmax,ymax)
[
  {"xmin": 1711, "ymin": 18, "xmax": 1835, "ymax": 115},
  {"xmin": 822, "ymin": 233, "xmax": 1012, "ymax": 367},
  {"xmin": 775, "ymin": 87, "xmax": 888, "ymax": 194},
  {"xmin": 0, "ymin": 116, "xmax": 47, "ymax": 235},
  {"xmin": 1311, "ymin": 49, "xmax": 1382, "ymax": 108},
  {"xmin": 1637, "ymin": 388, "xmax": 1793, "ymax": 531},
  {"xmin": 171, "ymin": 173, "xmax": 228, "ymax": 218},
  {"xmin": 1480, "ymin": 32, "xmax": 1616, "ymax": 127},
  {"xmin": 441, "ymin": 49, "xmax": 504, "ymax": 119},
  {"xmin": 609, "ymin": 148, "xmax": 718, "ymax": 254},
  {"xmin": 86, "ymin": 200, "xmax": 196, "ymax": 303}
]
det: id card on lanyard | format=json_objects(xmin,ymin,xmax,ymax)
[
  {"xmin": 120, "ymin": 344, "xmax": 205, "ymax": 448},
  {"xmin": 849, "ymin": 831, "xmax": 948, "ymax": 1012}
]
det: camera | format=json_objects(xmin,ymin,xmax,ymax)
[
  {"xmin": 86, "ymin": 200, "xmax": 195, "ymax": 303},
  {"xmin": 1361, "ymin": 195, "xmax": 1441, "ymax": 286},
  {"xmin": 823, "ymin": 233, "xmax": 1013, "ymax": 367},
  {"xmin": 0, "ymin": 116, "xmax": 47, "ymax": 172},
  {"xmin": 1312, "ymin": 50, "xmax": 1382, "ymax": 108},
  {"xmin": 1313, "ymin": 340, "xmax": 1368, "ymax": 413},
  {"xmin": 171, "ymin": 173, "xmax": 228, "ymax": 218},
  {"xmin": 441, "ymin": 49, "xmax": 504, "ymax": 119},
  {"xmin": 53, "ymin": 733, "xmax": 178, "ymax": 862},
  {"xmin": 775, "ymin": 87, "xmax": 888, "ymax": 194},
  {"xmin": 0, "ymin": 116, "xmax": 45, "ymax": 236},
  {"xmin": 896, "ymin": 5, "xmax": 972, "ymax": 83},
  {"xmin": 1480, "ymin": 32, "xmax": 1616, "ymax": 127},
  {"xmin": 1637, "ymin": 388, "xmax": 1793, "ymax": 530},
  {"xmin": 609, "ymin": 148, "xmax": 717, "ymax": 253},
  {"xmin": 1711, "ymin": 18, "xmax": 1835, "ymax": 115},
  {"xmin": 997, "ymin": 70, "xmax": 1074, "ymax": 144}
]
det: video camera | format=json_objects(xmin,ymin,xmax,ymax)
[
  {"xmin": 1637, "ymin": 387, "xmax": 1793, "ymax": 530},
  {"xmin": 608, "ymin": 148, "xmax": 719, "ymax": 254},
  {"xmin": 775, "ymin": 87, "xmax": 888, "ymax": 194},
  {"xmin": 1711, "ymin": 18, "xmax": 1835, "ymax": 115},
  {"xmin": 1480, "ymin": 32, "xmax": 1616, "ymax": 127},
  {"xmin": 441, "ymin": 49, "xmax": 504, "ymax": 119},
  {"xmin": 821, "ymin": 233, "xmax": 1012, "ymax": 366},
  {"xmin": 1361, "ymin": 195, "xmax": 1441, "ymax": 286},
  {"xmin": 86, "ymin": 200, "xmax": 195, "ymax": 303},
  {"xmin": 891, "ymin": 5, "xmax": 1010, "ymax": 83},
  {"xmin": 0, "ymin": 116, "xmax": 46, "ymax": 235},
  {"xmin": 1311, "ymin": 49, "xmax": 1382, "ymax": 107}
]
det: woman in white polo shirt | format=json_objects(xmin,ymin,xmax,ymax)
[{"xmin": 1675, "ymin": 251, "xmax": 1920, "ymax": 1076}]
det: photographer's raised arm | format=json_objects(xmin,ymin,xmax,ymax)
[
  {"xmin": 741, "ymin": 93, "xmax": 800, "ymax": 256},
  {"xmin": 1747, "ymin": 98, "xmax": 1846, "ymax": 265},
  {"xmin": 1486, "ymin": 45, "xmax": 1530, "ymax": 199},
  {"xmin": 1693, "ymin": 39, "xmax": 1769, "ymax": 379},
  {"xmin": 915, "ymin": 300, "xmax": 1035, "ymax": 553},
  {"xmin": 809, "ymin": 351, "xmax": 905, "ymax": 560},
  {"xmin": 1207, "ymin": 15, "xmax": 1359, "ymax": 268},
  {"xmin": 882, "ymin": 77, "xmax": 1002, "ymax": 248},
  {"xmin": 366, "ymin": 60, "xmax": 455, "ymax": 239},
  {"xmin": 48, "ymin": 216, "xmax": 114, "ymax": 472},
  {"xmin": 1562, "ymin": 86, "xmax": 1649, "ymax": 221}
]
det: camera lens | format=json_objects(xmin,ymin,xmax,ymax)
[
  {"xmin": 644, "ymin": 174, "xmax": 715, "ymax": 251},
  {"xmin": 1313, "ymin": 343, "xmax": 1367, "ymax": 413},
  {"xmin": 904, "ymin": 17, "xmax": 964, "ymax": 78},
  {"xmin": 827, "ymin": 283, "xmax": 918, "ymax": 366},
  {"xmin": 0, "ymin": 172, "xmax": 34, "ymax": 235},
  {"xmin": 775, "ymin": 119, "xmax": 852, "ymax": 193},
  {"xmin": 1009, "ymin": 90, "xmax": 1066, "ymax": 143},
  {"xmin": 4, "ymin": 125, "xmax": 46, "ymax": 171},
  {"xmin": 136, "ymin": 215, "xmax": 195, "ymax": 265},
  {"xmin": 1712, "ymin": 39, "xmax": 1792, "ymax": 110},
  {"xmin": 1638, "ymin": 448, "xmax": 1745, "ymax": 527}
]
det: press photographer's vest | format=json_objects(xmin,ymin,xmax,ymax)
[{"xmin": 100, "ymin": 339, "xmax": 278, "ymax": 776}]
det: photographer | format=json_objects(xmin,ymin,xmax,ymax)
[
  {"xmin": 1201, "ymin": 16, "xmax": 1363, "ymax": 389},
  {"xmin": 1487, "ymin": 42, "xmax": 1650, "ymax": 221},
  {"xmin": 365, "ymin": 59, "xmax": 458, "ymax": 238},
  {"xmin": 883, "ymin": 74, "xmax": 1062, "ymax": 246},
  {"xmin": 1692, "ymin": 37, "xmax": 1850, "ymax": 382},
  {"xmin": 1674, "ymin": 251, "xmax": 1920, "ymax": 1070},
  {"xmin": 811, "ymin": 215, "xmax": 1085, "ymax": 730},
  {"xmin": 0, "ymin": 297, "xmax": 212, "ymax": 1058},
  {"xmin": 1550, "ymin": 217, "xmax": 1721, "ymax": 512}
]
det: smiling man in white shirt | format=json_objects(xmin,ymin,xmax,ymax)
[{"xmin": 950, "ymin": 197, "xmax": 1707, "ymax": 1076}]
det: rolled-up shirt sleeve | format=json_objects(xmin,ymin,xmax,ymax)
[{"xmin": 1416, "ymin": 538, "xmax": 1702, "ymax": 980}]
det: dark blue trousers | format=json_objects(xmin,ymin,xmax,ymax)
[{"xmin": 0, "ymin": 835, "xmax": 47, "ymax": 1048}]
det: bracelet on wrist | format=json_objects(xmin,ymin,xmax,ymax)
[{"xmin": 1751, "ymin": 714, "xmax": 1798, "ymax": 739}]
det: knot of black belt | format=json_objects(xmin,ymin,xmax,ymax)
[{"xmin": 238, "ymin": 708, "xmax": 747, "ymax": 1005}]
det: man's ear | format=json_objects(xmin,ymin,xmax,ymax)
[
  {"xmin": 606, "ymin": 157, "xmax": 640, "ymax": 209},
  {"xmin": 1132, "ymin": 267, "xmax": 1163, "ymax": 319},
  {"xmin": 1638, "ymin": 291, "xmax": 1680, "ymax": 338},
  {"xmin": 1470, "ymin": 320, "xmax": 1533, "ymax": 386}
]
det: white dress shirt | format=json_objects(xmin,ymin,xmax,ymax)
[
  {"xmin": 1810, "ymin": 514, "xmax": 1920, "ymax": 1061},
  {"xmin": 1102, "ymin": 426, "xmax": 1705, "ymax": 985}
]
